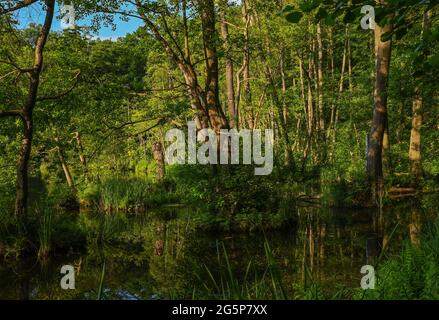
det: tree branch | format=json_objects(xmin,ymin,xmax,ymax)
[
  {"xmin": 0, "ymin": 0, "xmax": 38, "ymax": 16},
  {"xmin": 0, "ymin": 109, "xmax": 23, "ymax": 118},
  {"xmin": 36, "ymin": 71, "xmax": 81, "ymax": 102},
  {"xmin": 0, "ymin": 59, "xmax": 34, "ymax": 73},
  {"xmin": 130, "ymin": 118, "xmax": 167, "ymax": 137},
  {"xmin": 103, "ymin": 117, "xmax": 162, "ymax": 131}
]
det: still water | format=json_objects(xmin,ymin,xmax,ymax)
[{"xmin": 0, "ymin": 195, "xmax": 438, "ymax": 300}]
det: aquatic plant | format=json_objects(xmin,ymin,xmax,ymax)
[{"xmin": 37, "ymin": 207, "xmax": 53, "ymax": 260}]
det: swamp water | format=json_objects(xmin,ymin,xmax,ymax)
[{"xmin": 0, "ymin": 195, "xmax": 438, "ymax": 300}]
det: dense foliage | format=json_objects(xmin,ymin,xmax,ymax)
[{"xmin": 0, "ymin": 0, "xmax": 438, "ymax": 301}]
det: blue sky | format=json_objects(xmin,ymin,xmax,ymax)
[{"xmin": 14, "ymin": 2, "xmax": 143, "ymax": 39}]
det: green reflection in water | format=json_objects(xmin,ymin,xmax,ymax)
[{"xmin": 0, "ymin": 195, "xmax": 438, "ymax": 300}]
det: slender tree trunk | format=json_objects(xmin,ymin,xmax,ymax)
[
  {"xmin": 280, "ymin": 52, "xmax": 289, "ymax": 128},
  {"xmin": 347, "ymin": 35, "xmax": 353, "ymax": 93},
  {"xmin": 316, "ymin": 23, "xmax": 325, "ymax": 132},
  {"xmin": 409, "ymin": 10, "xmax": 431, "ymax": 182},
  {"xmin": 153, "ymin": 142, "xmax": 165, "ymax": 181},
  {"xmin": 396, "ymin": 89, "xmax": 404, "ymax": 144},
  {"xmin": 15, "ymin": 0, "xmax": 55, "ymax": 218},
  {"xmin": 307, "ymin": 55, "xmax": 315, "ymax": 139},
  {"xmin": 57, "ymin": 146, "xmax": 75, "ymax": 190},
  {"xmin": 298, "ymin": 56, "xmax": 308, "ymax": 132},
  {"xmin": 382, "ymin": 119, "xmax": 390, "ymax": 178},
  {"xmin": 182, "ymin": 0, "xmax": 191, "ymax": 60},
  {"xmin": 302, "ymin": 59, "xmax": 314, "ymax": 170},
  {"xmin": 220, "ymin": 4, "xmax": 237, "ymax": 128},
  {"xmin": 367, "ymin": 9, "xmax": 393, "ymax": 203},
  {"xmin": 327, "ymin": 28, "xmax": 335, "ymax": 140},
  {"xmin": 15, "ymin": 112, "xmax": 33, "ymax": 218},
  {"xmin": 265, "ymin": 64, "xmax": 292, "ymax": 167},
  {"xmin": 409, "ymin": 207, "xmax": 422, "ymax": 247},
  {"xmin": 242, "ymin": 0, "xmax": 253, "ymax": 129},
  {"xmin": 330, "ymin": 29, "xmax": 348, "ymax": 157},
  {"xmin": 409, "ymin": 95, "xmax": 423, "ymax": 179},
  {"xmin": 74, "ymin": 131, "xmax": 88, "ymax": 178}
]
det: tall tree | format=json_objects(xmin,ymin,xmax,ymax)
[
  {"xmin": 367, "ymin": 0, "xmax": 393, "ymax": 202},
  {"xmin": 219, "ymin": 1, "xmax": 237, "ymax": 128},
  {"xmin": 409, "ymin": 10, "xmax": 432, "ymax": 182},
  {"xmin": 199, "ymin": 0, "xmax": 228, "ymax": 132},
  {"xmin": 0, "ymin": 0, "xmax": 56, "ymax": 218}
]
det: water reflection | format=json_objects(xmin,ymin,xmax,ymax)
[{"xmin": 0, "ymin": 196, "xmax": 438, "ymax": 300}]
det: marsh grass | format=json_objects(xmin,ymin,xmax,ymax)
[
  {"xmin": 194, "ymin": 240, "xmax": 295, "ymax": 300},
  {"xmin": 0, "ymin": 209, "xmax": 27, "ymax": 260},
  {"xmin": 37, "ymin": 207, "xmax": 53, "ymax": 260},
  {"xmin": 78, "ymin": 212, "xmax": 130, "ymax": 245},
  {"xmin": 80, "ymin": 177, "xmax": 179, "ymax": 212},
  {"xmin": 97, "ymin": 260, "xmax": 106, "ymax": 300},
  {"xmin": 194, "ymin": 222, "xmax": 439, "ymax": 300}
]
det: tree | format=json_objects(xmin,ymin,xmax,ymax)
[
  {"xmin": 367, "ymin": 0, "xmax": 393, "ymax": 202},
  {"xmin": 0, "ymin": 0, "xmax": 56, "ymax": 218},
  {"xmin": 409, "ymin": 10, "xmax": 432, "ymax": 182}
]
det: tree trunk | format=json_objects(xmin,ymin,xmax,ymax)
[
  {"xmin": 200, "ymin": 0, "xmax": 228, "ymax": 132},
  {"xmin": 14, "ymin": 0, "xmax": 55, "ymax": 218},
  {"xmin": 153, "ymin": 142, "xmax": 165, "ymax": 181},
  {"xmin": 409, "ymin": 94, "xmax": 423, "ymax": 179},
  {"xmin": 409, "ymin": 10, "xmax": 431, "ymax": 182},
  {"xmin": 367, "ymin": 11, "xmax": 393, "ymax": 203},
  {"xmin": 316, "ymin": 23, "xmax": 325, "ymax": 132},
  {"xmin": 382, "ymin": 119, "xmax": 390, "ymax": 178},
  {"xmin": 138, "ymin": 6, "xmax": 209, "ymax": 130},
  {"xmin": 329, "ymin": 29, "xmax": 348, "ymax": 159},
  {"xmin": 265, "ymin": 63, "xmax": 292, "ymax": 167},
  {"xmin": 409, "ymin": 207, "xmax": 422, "ymax": 247},
  {"xmin": 327, "ymin": 28, "xmax": 335, "ymax": 140},
  {"xmin": 57, "ymin": 146, "xmax": 75, "ymax": 190},
  {"xmin": 74, "ymin": 131, "xmax": 88, "ymax": 177},
  {"xmin": 242, "ymin": 0, "xmax": 253, "ymax": 129},
  {"xmin": 298, "ymin": 56, "xmax": 308, "ymax": 132},
  {"xmin": 220, "ymin": 4, "xmax": 237, "ymax": 128},
  {"xmin": 307, "ymin": 59, "xmax": 314, "ymax": 139},
  {"xmin": 15, "ymin": 112, "xmax": 33, "ymax": 218}
]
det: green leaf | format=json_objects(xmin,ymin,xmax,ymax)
[
  {"xmin": 428, "ymin": 54, "xmax": 439, "ymax": 68},
  {"xmin": 300, "ymin": 0, "xmax": 321, "ymax": 13},
  {"xmin": 315, "ymin": 7, "xmax": 328, "ymax": 21},
  {"xmin": 395, "ymin": 28, "xmax": 408, "ymax": 40},
  {"xmin": 282, "ymin": 5, "xmax": 294, "ymax": 13},
  {"xmin": 343, "ymin": 10, "xmax": 356, "ymax": 24},
  {"xmin": 324, "ymin": 14, "xmax": 335, "ymax": 26},
  {"xmin": 286, "ymin": 11, "xmax": 303, "ymax": 24}
]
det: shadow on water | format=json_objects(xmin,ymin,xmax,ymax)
[{"xmin": 0, "ymin": 194, "xmax": 438, "ymax": 299}]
